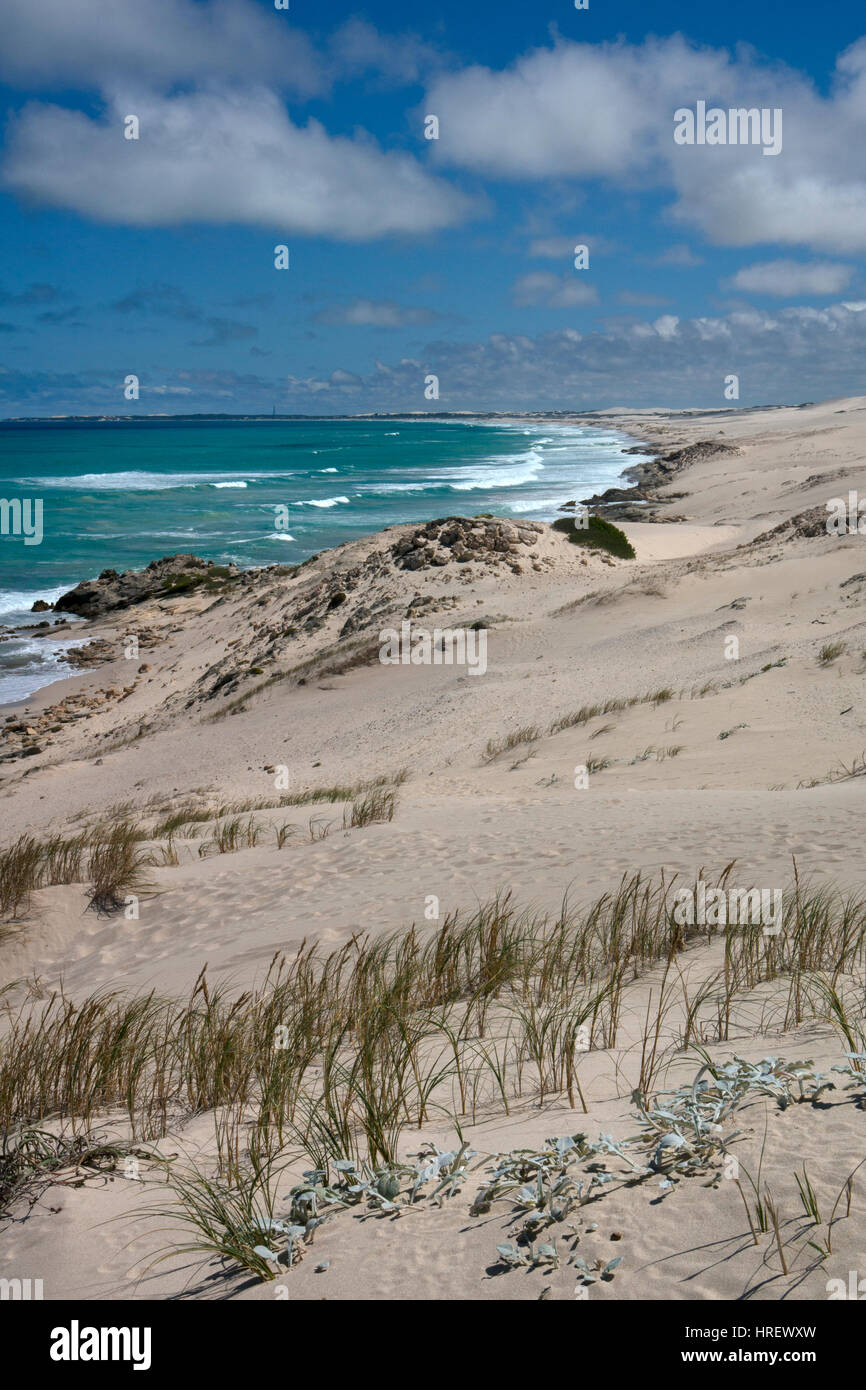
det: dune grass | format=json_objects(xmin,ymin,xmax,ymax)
[
  {"xmin": 818, "ymin": 640, "xmax": 847, "ymax": 666},
  {"xmin": 483, "ymin": 687, "xmax": 677, "ymax": 761},
  {"xmin": 0, "ymin": 825, "xmax": 152, "ymax": 920},
  {"xmin": 0, "ymin": 774, "xmax": 408, "ymax": 921},
  {"xmin": 3, "ymin": 868, "xmax": 865, "ymax": 1214}
]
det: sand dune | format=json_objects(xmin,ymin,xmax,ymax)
[{"xmin": 2, "ymin": 397, "xmax": 866, "ymax": 1301}]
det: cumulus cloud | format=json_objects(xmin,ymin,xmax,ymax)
[
  {"xmin": 424, "ymin": 36, "xmax": 866, "ymax": 254},
  {"xmin": 512, "ymin": 272, "xmax": 598, "ymax": 308},
  {"xmin": 652, "ymin": 314, "xmax": 680, "ymax": 340},
  {"xmin": 10, "ymin": 300, "xmax": 866, "ymax": 414},
  {"xmin": 0, "ymin": 0, "xmax": 325, "ymax": 95},
  {"xmin": 726, "ymin": 259, "xmax": 854, "ymax": 297},
  {"xmin": 326, "ymin": 301, "xmax": 866, "ymax": 410},
  {"xmin": 313, "ymin": 298, "xmax": 439, "ymax": 327},
  {"xmin": 1, "ymin": 88, "xmax": 479, "ymax": 239},
  {"xmin": 329, "ymin": 18, "xmax": 447, "ymax": 87}
]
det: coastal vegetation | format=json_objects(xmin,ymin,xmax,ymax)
[{"xmin": 552, "ymin": 514, "xmax": 637, "ymax": 559}]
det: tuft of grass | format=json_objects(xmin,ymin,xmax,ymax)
[
  {"xmin": 274, "ymin": 823, "xmax": 295, "ymax": 850},
  {"xmin": 86, "ymin": 823, "xmax": 153, "ymax": 914},
  {"xmin": 0, "ymin": 825, "xmax": 151, "ymax": 920},
  {"xmin": 0, "ymin": 832, "xmax": 93, "ymax": 920},
  {"xmin": 482, "ymin": 726, "xmax": 540, "ymax": 763},
  {"xmin": 551, "ymin": 515, "xmax": 636, "ymax": 559},
  {"xmin": 199, "ymin": 817, "xmax": 263, "ymax": 858},
  {"xmin": 274, "ymin": 772, "xmax": 407, "ymax": 808},
  {"xmin": 144, "ymin": 1154, "xmax": 289, "ymax": 1283},
  {"xmin": 794, "ymin": 1165, "xmax": 822, "ymax": 1223},
  {"xmin": 344, "ymin": 787, "xmax": 397, "ymax": 828},
  {"xmin": 818, "ymin": 641, "xmax": 847, "ymax": 666}
]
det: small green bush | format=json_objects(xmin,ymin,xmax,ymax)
[{"xmin": 552, "ymin": 515, "xmax": 636, "ymax": 559}]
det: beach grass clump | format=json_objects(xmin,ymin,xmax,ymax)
[
  {"xmin": 86, "ymin": 823, "xmax": 153, "ymax": 913},
  {"xmin": 144, "ymin": 1154, "xmax": 289, "ymax": 1282},
  {"xmin": 148, "ymin": 773, "xmax": 407, "ymax": 835},
  {"xmin": 0, "ymin": 837, "xmax": 46, "ymax": 920},
  {"xmin": 273, "ymin": 771, "xmax": 407, "ymax": 808},
  {"xmin": 0, "ymin": 772, "xmax": 410, "ymax": 921},
  {"xmin": 545, "ymin": 689, "xmax": 677, "ymax": 743},
  {"xmin": 481, "ymin": 726, "xmax": 540, "ymax": 763},
  {"xmin": 0, "ymin": 826, "xmax": 146, "ymax": 920},
  {"xmin": 818, "ymin": 640, "xmax": 847, "ymax": 666},
  {"xmin": 658, "ymin": 745, "xmax": 684, "ymax": 761},
  {"xmin": 551, "ymin": 515, "xmax": 636, "ymax": 560},
  {"xmin": 199, "ymin": 816, "xmax": 264, "ymax": 858},
  {"xmin": 344, "ymin": 787, "xmax": 397, "ymax": 828}
]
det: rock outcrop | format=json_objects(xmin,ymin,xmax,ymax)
[
  {"xmin": 389, "ymin": 516, "xmax": 544, "ymax": 571},
  {"xmin": 54, "ymin": 554, "xmax": 238, "ymax": 618}
]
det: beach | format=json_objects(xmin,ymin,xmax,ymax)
[{"xmin": 2, "ymin": 395, "xmax": 866, "ymax": 1301}]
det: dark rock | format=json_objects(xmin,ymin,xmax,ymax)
[{"xmin": 54, "ymin": 554, "xmax": 238, "ymax": 618}]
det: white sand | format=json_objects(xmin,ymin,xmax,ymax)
[{"xmin": 2, "ymin": 396, "xmax": 866, "ymax": 1300}]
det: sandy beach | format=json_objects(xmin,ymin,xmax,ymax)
[{"xmin": 2, "ymin": 396, "xmax": 866, "ymax": 1303}]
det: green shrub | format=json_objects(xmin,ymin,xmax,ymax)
[{"xmin": 552, "ymin": 515, "xmax": 636, "ymax": 559}]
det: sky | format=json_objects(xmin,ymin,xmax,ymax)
[{"xmin": 2, "ymin": 0, "xmax": 866, "ymax": 414}]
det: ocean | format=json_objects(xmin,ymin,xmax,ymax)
[{"xmin": 0, "ymin": 416, "xmax": 646, "ymax": 703}]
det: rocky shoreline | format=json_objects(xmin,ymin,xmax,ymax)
[{"xmin": 567, "ymin": 437, "xmax": 741, "ymax": 522}]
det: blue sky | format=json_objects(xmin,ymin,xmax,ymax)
[{"xmin": 2, "ymin": 0, "xmax": 866, "ymax": 413}]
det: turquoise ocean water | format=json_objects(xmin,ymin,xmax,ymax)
[{"xmin": 0, "ymin": 417, "xmax": 646, "ymax": 702}]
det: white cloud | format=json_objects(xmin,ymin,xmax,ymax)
[
  {"xmin": 329, "ymin": 19, "xmax": 446, "ymax": 87},
  {"xmin": 1, "ymin": 88, "xmax": 479, "ymax": 239},
  {"xmin": 512, "ymin": 272, "xmax": 598, "ymax": 308},
  {"xmin": 0, "ymin": 0, "xmax": 324, "ymax": 95},
  {"xmin": 652, "ymin": 314, "xmax": 680, "ymax": 339},
  {"xmin": 727, "ymin": 259, "xmax": 855, "ymax": 297},
  {"xmin": 9, "ymin": 300, "xmax": 866, "ymax": 412},
  {"xmin": 314, "ymin": 298, "xmax": 438, "ymax": 327},
  {"xmin": 424, "ymin": 36, "xmax": 866, "ymax": 254}
]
